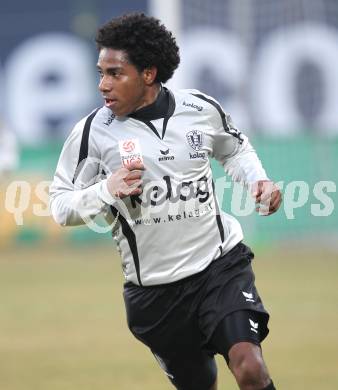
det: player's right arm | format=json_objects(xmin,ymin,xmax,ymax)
[{"xmin": 50, "ymin": 118, "xmax": 143, "ymax": 227}]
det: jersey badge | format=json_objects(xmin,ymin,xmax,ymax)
[
  {"xmin": 118, "ymin": 138, "xmax": 143, "ymax": 168},
  {"xmin": 186, "ymin": 130, "xmax": 203, "ymax": 151}
]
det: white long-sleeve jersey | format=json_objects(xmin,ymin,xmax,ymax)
[{"xmin": 50, "ymin": 88, "xmax": 268, "ymax": 286}]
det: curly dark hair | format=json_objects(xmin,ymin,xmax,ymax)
[{"xmin": 95, "ymin": 13, "xmax": 180, "ymax": 84}]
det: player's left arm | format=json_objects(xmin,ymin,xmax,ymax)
[{"xmin": 210, "ymin": 112, "xmax": 282, "ymax": 216}]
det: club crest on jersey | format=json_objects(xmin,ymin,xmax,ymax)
[{"xmin": 186, "ymin": 130, "xmax": 203, "ymax": 151}]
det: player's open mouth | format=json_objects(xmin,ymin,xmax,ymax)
[{"xmin": 105, "ymin": 98, "xmax": 117, "ymax": 108}]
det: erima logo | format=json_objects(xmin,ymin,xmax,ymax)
[
  {"xmin": 159, "ymin": 149, "xmax": 175, "ymax": 161},
  {"xmin": 249, "ymin": 319, "xmax": 259, "ymax": 334},
  {"xmin": 183, "ymin": 101, "xmax": 203, "ymax": 111},
  {"xmin": 242, "ymin": 291, "xmax": 255, "ymax": 302},
  {"xmin": 103, "ymin": 113, "xmax": 115, "ymax": 126}
]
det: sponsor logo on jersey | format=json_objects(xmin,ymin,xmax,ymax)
[
  {"xmin": 183, "ymin": 101, "xmax": 203, "ymax": 111},
  {"xmin": 130, "ymin": 175, "xmax": 210, "ymax": 208},
  {"xmin": 189, "ymin": 151, "xmax": 207, "ymax": 160},
  {"xmin": 103, "ymin": 113, "xmax": 115, "ymax": 126},
  {"xmin": 186, "ymin": 130, "xmax": 203, "ymax": 151},
  {"xmin": 118, "ymin": 138, "xmax": 143, "ymax": 167},
  {"xmin": 159, "ymin": 148, "xmax": 175, "ymax": 161}
]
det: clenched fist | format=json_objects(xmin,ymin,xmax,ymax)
[
  {"xmin": 251, "ymin": 180, "xmax": 282, "ymax": 216},
  {"xmin": 107, "ymin": 162, "xmax": 145, "ymax": 198}
]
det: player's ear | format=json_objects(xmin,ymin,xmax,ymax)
[{"xmin": 143, "ymin": 66, "xmax": 157, "ymax": 85}]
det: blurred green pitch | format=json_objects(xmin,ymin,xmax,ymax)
[{"xmin": 1, "ymin": 244, "xmax": 337, "ymax": 390}]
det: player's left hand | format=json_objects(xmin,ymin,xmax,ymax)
[{"xmin": 251, "ymin": 180, "xmax": 282, "ymax": 216}]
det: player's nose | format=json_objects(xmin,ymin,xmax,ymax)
[{"xmin": 99, "ymin": 75, "xmax": 113, "ymax": 93}]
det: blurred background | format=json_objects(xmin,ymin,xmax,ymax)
[{"xmin": 0, "ymin": 0, "xmax": 337, "ymax": 389}]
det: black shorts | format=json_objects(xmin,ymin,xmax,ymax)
[{"xmin": 123, "ymin": 242, "xmax": 270, "ymax": 390}]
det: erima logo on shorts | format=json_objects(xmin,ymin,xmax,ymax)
[
  {"xmin": 242, "ymin": 291, "xmax": 255, "ymax": 302},
  {"xmin": 249, "ymin": 319, "xmax": 259, "ymax": 334}
]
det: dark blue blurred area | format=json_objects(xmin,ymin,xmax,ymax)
[
  {"xmin": 0, "ymin": 0, "xmax": 147, "ymax": 59},
  {"xmin": 0, "ymin": 0, "xmax": 147, "ymax": 142}
]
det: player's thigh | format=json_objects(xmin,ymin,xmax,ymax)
[
  {"xmin": 208, "ymin": 310, "xmax": 268, "ymax": 364},
  {"xmin": 151, "ymin": 348, "xmax": 217, "ymax": 390}
]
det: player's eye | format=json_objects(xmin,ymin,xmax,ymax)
[{"xmin": 111, "ymin": 70, "xmax": 120, "ymax": 78}]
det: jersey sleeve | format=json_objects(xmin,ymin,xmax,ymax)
[
  {"xmin": 49, "ymin": 117, "xmax": 117, "ymax": 226},
  {"xmin": 208, "ymin": 100, "xmax": 269, "ymax": 186}
]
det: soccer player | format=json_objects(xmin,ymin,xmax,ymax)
[{"xmin": 50, "ymin": 13, "xmax": 282, "ymax": 390}]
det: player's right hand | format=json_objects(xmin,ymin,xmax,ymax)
[{"xmin": 106, "ymin": 162, "xmax": 145, "ymax": 198}]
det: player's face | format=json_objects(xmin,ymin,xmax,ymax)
[{"xmin": 97, "ymin": 48, "xmax": 148, "ymax": 117}]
